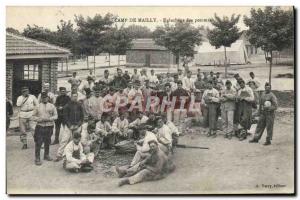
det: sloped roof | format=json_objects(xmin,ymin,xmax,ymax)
[
  {"xmin": 6, "ymin": 32, "xmax": 70, "ymax": 58},
  {"xmin": 195, "ymin": 40, "xmax": 245, "ymax": 53},
  {"xmin": 130, "ymin": 38, "xmax": 168, "ymax": 51}
]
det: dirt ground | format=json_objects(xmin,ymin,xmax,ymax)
[{"xmin": 6, "ymin": 109, "xmax": 294, "ymax": 194}]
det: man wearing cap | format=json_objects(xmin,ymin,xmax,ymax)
[
  {"xmin": 236, "ymin": 79, "xmax": 255, "ymax": 141},
  {"xmin": 152, "ymin": 117, "xmax": 172, "ymax": 155},
  {"xmin": 16, "ymin": 86, "xmax": 39, "ymax": 149},
  {"xmin": 112, "ymin": 112, "xmax": 130, "ymax": 142},
  {"xmin": 99, "ymin": 69, "xmax": 112, "ymax": 85},
  {"xmin": 123, "ymin": 70, "xmax": 131, "ymax": 81},
  {"xmin": 83, "ymin": 85, "xmax": 103, "ymax": 121},
  {"xmin": 54, "ymin": 92, "xmax": 84, "ymax": 161},
  {"xmin": 177, "ymin": 69, "xmax": 184, "ymax": 80},
  {"xmin": 117, "ymin": 139, "xmax": 174, "ymax": 186},
  {"xmin": 111, "ymin": 68, "xmax": 127, "ymax": 89},
  {"xmin": 68, "ymin": 84, "xmax": 86, "ymax": 103},
  {"xmin": 32, "ymin": 92, "xmax": 58, "ymax": 165},
  {"xmin": 201, "ymin": 80, "xmax": 220, "ymax": 137},
  {"xmin": 182, "ymin": 70, "xmax": 195, "ymax": 92},
  {"xmin": 220, "ymin": 80, "xmax": 237, "ymax": 139},
  {"xmin": 128, "ymin": 111, "xmax": 149, "ymax": 139},
  {"xmin": 95, "ymin": 112, "xmax": 114, "ymax": 148},
  {"xmin": 68, "ymin": 72, "xmax": 81, "ymax": 87},
  {"xmin": 37, "ymin": 83, "xmax": 56, "ymax": 104},
  {"xmin": 249, "ymin": 82, "xmax": 278, "ymax": 145},
  {"xmin": 131, "ymin": 69, "xmax": 140, "ymax": 83},
  {"xmin": 79, "ymin": 76, "xmax": 95, "ymax": 94},
  {"xmin": 171, "ymin": 80, "xmax": 190, "ymax": 125},
  {"xmin": 53, "ymin": 87, "xmax": 71, "ymax": 145},
  {"xmin": 148, "ymin": 69, "xmax": 159, "ymax": 85},
  {"xmin": 170, "ymin": 74, "xmax": 179, "ymax": 92}
]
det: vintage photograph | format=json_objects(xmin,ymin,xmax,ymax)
[{"xmin": 6, "ymin": 6, "xmax": 295, "ymax": 194}]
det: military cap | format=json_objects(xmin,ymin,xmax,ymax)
[
  {"xmin": 59, "ymin": 87, "xmax": 66, "ymax": 91},
  {"xmin": 21, "ymin": 86, "xmax": 29, "ymax": 91}
]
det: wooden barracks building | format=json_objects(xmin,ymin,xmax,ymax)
[
  {"xmin": 6, "ymin": 32, "xmax": 70, "ymax": 104},
  {"xmin": 126, "ymin": 38, "xmax": 177, "ymax": 68}
]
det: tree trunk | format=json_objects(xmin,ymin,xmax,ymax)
[
  {"xmin": 118, "ymin": 55, "xmax": 120, "ymax": 67},
  {"xmin": 93, "ymin": 49, "xmax": 96, "ymax": 74},
  {"xmin": 108, "ymin": 53, "xmax": 111, "ymax": 67},
  {"xmin": 87, "ymin": 56, "xmax": 89, "ymax": 69},
  {"xmin": 224, "ymin": 46, "xmax": 228, "ymax": 78},
  {"xmin": 66, "ymin": 58, "xmax": 69, "ymax": 76},
  {"xmin": 177, "ymin": 52, "xmax": 180, "ymax": 71},
  {"xmin": 269, "ymin": 51, "xmax": 273, "ymax": 85}
]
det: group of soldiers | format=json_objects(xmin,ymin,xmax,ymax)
[{"xmin": 11, "ymin": 66, "xmax": 278, "ymax": 186}]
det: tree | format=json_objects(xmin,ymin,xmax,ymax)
[
  {"xmin": 207, "ymin": 14, "xmax": 242, "ymax": 78},
  {"xmin": 74, "ymin": 13, "xmax": 116, "ymax": 71},
  {"xmin": 23, "ymin": 24, "xmax": 56, "ymax": 44},
  {"xmin": 55, "ymin": 20, "xmax": 78, "ymax": 55},
  {"xmin": 153, "ymin": 21, "xmax": 202, "ymax": 69},
  {"xmin": 103, "ymin": 25, "xmax": 133, "ymax": 67},
  {"xmin": 244, "ymin": 7, "xmax": 294, "ymax": 84},
  {"xmin": 6, "ymin": 27, "xmax": 21, "ymax": 35},
  {"xmin": 124, "ymin": 24, "xmax": 152, "ymax": 39}
]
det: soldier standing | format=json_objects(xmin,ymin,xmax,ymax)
[
  {"xmin": 249, "ymin": 82, "xmax": 278, "ymax": 145},
  {"xmin": 16, "ymin": 86, "xmax": 38, "ymax": 149}
]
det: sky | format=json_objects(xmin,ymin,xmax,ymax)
[{"xmin": 6, "ymin": 6, "xmax": 291, "ymax": 31}]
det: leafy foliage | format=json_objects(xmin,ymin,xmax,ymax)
[
  {"xmin": 244, "ymin": 6, "xmax": 294, "ymax": 53},
  {"xmin": 207, "ymin": 14, "xmax": 242, "ymax": 49},
  {"xmin": 153, "ymin": 21, "xmax": 202, "ymax": 59},
  {"xmin": 124, "ymin": 24, "xmax": 152, "ymax": 39}
]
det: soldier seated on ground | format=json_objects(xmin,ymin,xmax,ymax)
[
  {"xmin": 112, "ymin": 112, "xmax": 130, "ymax": 142},
  {"xmin": 95, "ymin": 113, "xmax": 114, "ymax": 149},
  {"xmin": 63, "ymin": 132, "xmax": 94, "ymax": 173},
  {"xmin": 116, "ymin": 139, "xmax": 175, "ymax": 187},
  {"xmin": 128, "ymin": 111, "xmax": 149, "ymax": 140},
  {"xmin": 82, "ymin": 121, "xmax": 102, "ymax": 157}
]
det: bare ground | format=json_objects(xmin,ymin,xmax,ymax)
[{"xmin": 6, "ymin": 109, "xmax": 294, "ymax": 194}]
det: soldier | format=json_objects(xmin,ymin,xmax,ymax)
[
  {"xmin": 37, "ymin": 82, "xmax": 55, "ymax": 104},
  {"xmin": 54, "ymin": 92, "xmax": 84, "ymax": 162},
  {"xmin": 16, "ymin": 86, "xmax": 38, "ymax": 149},
  {"xmin": 68, "ymin": 72, "xmax": 81, "ymax": 87},
  {"xmin": 123, "ymin": 70, "xmax": 131, "ymax": 81},
  {"xmin": 171, "ymin": 80, "xmax": 190, "ymax": 125},
  {"xmin": 63, "ymin": 132, "xmax": 94, "ymax": 173},
  {"xmin": 201, "ymin": 80, "xmax": 220, "ymax": 137},
  {"xmin": 6, "ymin": 98, "xmax": 13, "ymax": 132},
  {"xmin": 53, "ymin": 87, "xmax": 70, "ymax": 145},
  {"xmin": 117, "ymin": 140, "xmax": 174, "ymax": 186},
  {"xmin": 131, "ymin": 68, "xmax": 140, "ymax": 83},
  {"xmin": 220, "ymin": 80, "xmax": 237, "ymax": 139},
  {"xmin": 182, "ymin": 70, "xmax": 195, "ymax": 92},
  {"xmin": 249, "ymin": 82, "xmax": 278, "ymax": 145},
  {"xmin": 112, "ymin": 112, "xmax": 130, "ymax": 142},
  {"xmin": 32, "ymin": 92, "xmax": 58, "ymax": 165},
  {"xmin": 111, "ymin": 68, "xmax": 127, "ymax": 89},
  {"xmin": 236, "ymin": 79, "xmax": 255, "ymax": 141}
]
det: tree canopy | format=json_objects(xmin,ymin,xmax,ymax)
[
  {"xmin": 244, "ymin": 6, "xmax": 294, "ymax": 54},
  {"xmin": 207, "ymin": 14, "xmax": 242, "ymax": 49},
  {"xmin": 153, "ymin": 21, "xmax": 202, "ymax": 62}
]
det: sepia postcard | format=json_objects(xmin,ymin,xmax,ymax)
[{"xmin": 5, "ymin": 6, "xmax": 295, "ymax": 195}]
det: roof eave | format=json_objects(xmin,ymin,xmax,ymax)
[{"xmin": 6, "ymin": 53, "xmax": 70, "ymax": 60}]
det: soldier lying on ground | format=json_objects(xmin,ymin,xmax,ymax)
[{"xmin": 116, "ymin": 139, "xmax": 175, "ymax": 186}]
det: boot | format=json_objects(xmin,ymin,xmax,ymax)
[
  {"xmin": 115, "ymin": 166, "xmax": 127, "ymax": 178},
  {"xmin": 263, "ymin": 140, "xmax": 271, "ymax": 146},
  {"xmin": 22, "ymin": 144, "xmax": 28, "ymax": 150},
  {"xmin": 35, "ymin": 159, "xmax": 42, "ymax": 166},
  {"xmin": 249, "ymin": 138, "xmax": 259, "ymax": 143},
  {"xmin": 211, "ymin": 131, "xmax": 217, "ymax": 138},
  {"xmin": 44, "ymin": 156, "xmax": 53, "ymax": 161},
  {"xmin": 53, "ymin": 156, "xmax": 63, "ymax": 162},
  {"xmin": 118, "ymin": 178, "xmax": 130, "ymax": 187}
]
